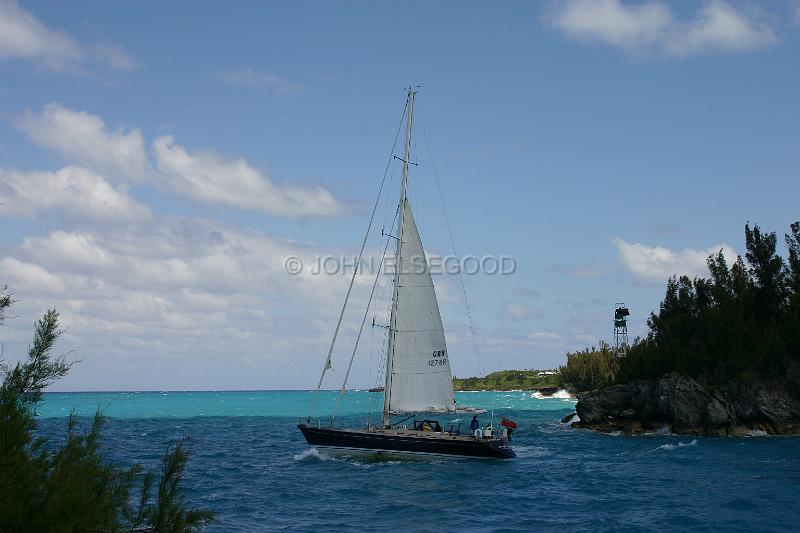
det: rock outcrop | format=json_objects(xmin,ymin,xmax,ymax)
[{"xmin": 572, "ymin": 372, "xmax": 800, "ymax": 436}]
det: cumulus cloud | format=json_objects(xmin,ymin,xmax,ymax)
[
  {"xmin": 528, "ymin": 331, "xmax": 562, "ymax": 343},
  {"xmin": 90, "ymin": 42, "xmax": 140, "ymax": 72},
  {"xmin": 17, "ymin": 103, "xmax": 348, "ymax": 217},
  {"xmin": 215, "ymin": 69, "xmax": 299, "ymax": 94},
  {"xmin": 499, "ymin": 302, "xmax": 543, "ymax": 321},
  {"xmin": 152, "ymin": 135, "xmax": 347, "ymax": 217},
  {"xmin": 0, "ymin": 166, "xmax": 151, "ymax": 221},
  {"xmin": 0, "ymin": 0, "xmax": 138, "ymax": 72},
  {"xmin": 468, "ymin": 327, "xmax": 568, "ymax": 371},
  {"xmin": 542, "ymin": 0, "xmax": 778, "ymax": 56},
  {"xmin": 0, "ymin": 257, "xmax": 66, "ymax": 294},
  {"xmin": 17, "ymin": 103, "xmax": 152, "ymax": 183},
  {"xmin": 613, "ymin": 238, "xmax": 737, "ymax": 283},
  {"xmin": 0, "ymin": 217, "xmax": 368, "ymax": 389}
]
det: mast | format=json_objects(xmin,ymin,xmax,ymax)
[{"xmin": 383, "ymin": 87, "xmax": 416, "ymax": 427}]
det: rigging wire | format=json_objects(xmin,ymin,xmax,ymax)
[
  {"xmin": 367, "ymin": 313, "xmax": 375, "ymax": 427},
  {"xmin": 331, "ymin": 205, "xmax": 399, "ymax": 425},
  {"xmin": 419, "ymin": 112, "xmax": 488, "ymax": 379},
  {"xmin": 419, "ymin": 107, "xmax": 499, "ymax": 425},
  {"xmin": 380, "ymin": 143, "xmax": 402, "ymax": 237},
  {"xmin": 306, "ymin": 100, "xmax": 408, "ymax": 423}
]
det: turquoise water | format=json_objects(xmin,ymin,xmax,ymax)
[
  {"xmin": 37, "ymin": 390, "xmax": 800, "ymax": 531},
  {"xmin": 38, "ymin": 390, "xmax": 570, "ymax": 419}
]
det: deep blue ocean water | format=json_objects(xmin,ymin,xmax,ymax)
[{"xmin": 36, "ymin": 390, "xmax": 800, "ymax": 532}]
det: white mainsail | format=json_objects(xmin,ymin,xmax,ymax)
[
  {"xmin": 383, "ymin": 198, "xmax": 456, "ymax": 416},
  {"xmin": 308, "ymin": 88, "xmax": 493, "ymax": 434}
]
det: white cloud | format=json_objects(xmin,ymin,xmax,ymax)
[
  {"xmin": 667, "ymin": 2, "xmax": 778, "ymax": 56},
  {"xmin": 153, "ymin": 135, "xmax": 347, "ymax": 217},
  {"xmin": 89, "ymin": 42, "xmax": 140, "ymax": 72},
  {"xmin": 460, "ymin": 327, "xmax": 568, "ymax": 373},
  {"xmin": 0, "ymin": 165, "xmax": 151, "ymax": 221},
  {"xmin": 0, "ymin": 216, "xmax": 367, "ymax": 389},
  {"xmin": 544, "ymin": 0, "xmax": 672, "ymax": 49},
  {"xmin": 613, "ymin": 238, "xmax": 737, "ymax": 283},
  {"xmin": 0, "ymin": 257, "xmax": 66, "ymax": 294},
  {"xmin": 543, "ymin": 0, "xmax": 777, "ymax": 56},
  {"xmin": 528, "ymin": 331, "xmax": 561, "ymax": 340},
  {"xmin": 499, "ymin": 302, "xmax": 543, "ymax": 321},
  {"xmin": 215, "ymin": 69, "xmax": 299, "ymax": 94},
  {"xmin": 0, "ymin": 0, "xmax": 138, "ymax": 72},
  {"xmin": 17, "ymin": 103, "xmax": 348, "ymax": 217},
  {"xmin": 17, "ymin": 103, "xmax": 152, "ymax": 183},
  {"xmin": 21, "ymin": 231, "xmax": 114, "ymax": 270}
]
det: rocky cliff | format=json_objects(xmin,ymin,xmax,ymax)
[{"xmin": 572, "ymin": 372, "xmax": 800, "ymax": 436}]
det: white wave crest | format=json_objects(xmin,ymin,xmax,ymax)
[
  {"xmin": 531, "ymin": 389, "xmax": 574, "ymax": 400},
  {"xmin": 644, "ymin": 425, "xmax": 673, "ymax": 436},
  {"xmin": 511, "ymin": 445, "xmax": 551, "ymax": 459},
  {"xmin": 746, "ymin": 429, "xmax": 769, "ymax": 437},
  {"xmin": 293, "ymin": 447, "xmax": 332, "ymax": 462},
  {"xmin": 657, "ymin": 439, "xmax": 697, "ymax": 450}
]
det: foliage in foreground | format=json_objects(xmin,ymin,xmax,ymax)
[
  {"xmin": 452, "ymin": 369, "xmax": 560, "ymax": 391},
  {"xmin": 0, "ymin": 288, "xmax": 213, "ymax": 532}
]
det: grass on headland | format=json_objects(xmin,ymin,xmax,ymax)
[{"xmin": 453, "ymin": 369, "xmax": 561, "ymax": 391}]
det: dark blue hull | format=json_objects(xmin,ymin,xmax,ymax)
[{"xmin": 298, "ymin": 424, "xmax": 515, "ymax": 459}]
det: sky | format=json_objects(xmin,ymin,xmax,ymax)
[{"xmin": 0, "ymin": 0, "xmax": 798, "ymax": 391}]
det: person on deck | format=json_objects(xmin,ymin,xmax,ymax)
[{"xmin": 470, "ymin": 415, "xmax": 480, "ymax": 433}]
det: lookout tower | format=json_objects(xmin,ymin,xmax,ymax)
[{"xmin": 614, "ymin": 303, "xmax": 630, "ymax": 356}]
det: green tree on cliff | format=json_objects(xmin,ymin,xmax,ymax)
[
  {"xmin": 558, "ymin": 342, "xmax": 616, "ymax": 392},
  {"xmin": 618, "ymin": 221, "xmax": 800, "ymax": 384}
]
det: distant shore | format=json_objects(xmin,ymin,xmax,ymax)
[
  {"xmin": 456, "ymin": 386, "xmax": 573, "ymax": 397},
  {"xmin": 452, "ymin": 369, "xmax": 561, "ymax": 392}
]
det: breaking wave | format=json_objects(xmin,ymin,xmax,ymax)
[
  {"xmin": 293, "ymin": 447, "xmax": 332, "ymax": 462},
  {"xmin": 531, "ymin": 389, "xmax": 574, "ymax": 400},
  {"xmin": 657, "ymin": 439, "xmax": 697, "ymax": 450},
  {"xmin": 561, "ymin": 413, "xmax": 580, "ymax": 425},
  {"xmin": 644, "ymin": 425, "xmax": 673, "ymax": 436}
]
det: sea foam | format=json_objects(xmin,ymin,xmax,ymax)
[
  {"xmin": 293, "ymin": 447, "xmax": 331, "ymax": 462},
  {"xmin": 531, "ymin": 389, "xmax": 574, "ymax": 400},
  {"xmin": 657, "ymin": 439, "xmax": 697, "ymax": 450},
  {"xmin": 561, "ymin": 413, "xmax": 580, "ymax": 425}
]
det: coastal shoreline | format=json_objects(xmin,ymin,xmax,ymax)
[
  {"xmin": 456, "ymin": 386, "xmax": 575, "ymax": 398},
  {"xmin": 568, "ymin": 372, "xmax": 800, "ymax": 437}
]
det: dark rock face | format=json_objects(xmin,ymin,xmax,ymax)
[{"xmin": 573, "ymin": 373, "xmax": 800, "ymax": 436}]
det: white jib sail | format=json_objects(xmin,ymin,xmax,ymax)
[{"xmin": 385, "ymin": 198, "xmax": 456, "ymax": 415}]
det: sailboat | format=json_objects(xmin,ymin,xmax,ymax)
[{"xmin": 297, "ymin": 88, "xmax": 515, "ymax": 459}]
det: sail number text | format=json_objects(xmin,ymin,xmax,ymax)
[{"xmin": 429, "ymin": 349, "xmax": 447, "ymax": 367}]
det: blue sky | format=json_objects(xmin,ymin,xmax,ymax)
[{"xmin": 1, "ymin": 0, "xmax": 798, "ymax": 390}]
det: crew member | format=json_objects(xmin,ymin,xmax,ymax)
[{"xmin": 470, "ymin": 415, "xmax": 480, "ymax": 434}]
